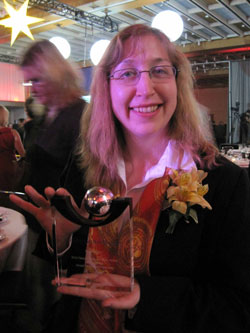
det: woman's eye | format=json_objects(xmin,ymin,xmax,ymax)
[
  {"xmin": 120, "ymin": 70, "xmax": 136, "ymax": 79},
  {"xmin": 153, "ymin": 67, "xmax": 168, "ymax": 75}
]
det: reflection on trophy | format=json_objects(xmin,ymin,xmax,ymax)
[{"xmin": 84, "ymin": 187, "xmax": 114, "ymax": 217}]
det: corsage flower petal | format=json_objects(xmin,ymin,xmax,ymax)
[
  {"xmin": 197, "ymin": 184, "xmax": 209, "ymax": 196},
  {"xmin": 172, "ymin": 200, "xmax": 187, "ymax": 215}
]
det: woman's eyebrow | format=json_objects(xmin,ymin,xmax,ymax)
[
  {"xmin": 151, "ymin": 58, "xmax": 172, "ymax": 65},
  {"xmin": 117, "ymin": 57, "xmax": 172, "ymax": 68},
  {"xmin": 116, "ymin": 59, "xmax": 135, "ymax": 68}
]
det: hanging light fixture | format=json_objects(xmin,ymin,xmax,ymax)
[
  {"xmin": 50, "ymin": 36, "xmax": 71, "ymax": 59},
  {"xmin": 151, "ymin": 10, "xmax": 184, "ymax": 42},
  {"xmin": 90, "ymin": 39, "xmax": 110, "ymax": 65}
]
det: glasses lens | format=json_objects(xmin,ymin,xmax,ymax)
[
  {"xmin": 151, "ymin": 66, "xmax": 176, "ymax": 80},
  {"xmin": 113, "ymin": 69, "xmax": 138, "ymax": 82}
]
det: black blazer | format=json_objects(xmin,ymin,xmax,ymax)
[{"xmin": 40, "ymin": 157, "xmax": 250, "ymax": 333}]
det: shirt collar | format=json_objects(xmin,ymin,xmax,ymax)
[{"xmin": 118, "ymin": 140, "xmax": 196, "ymax": 191}]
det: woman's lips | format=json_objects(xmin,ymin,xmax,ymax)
[{"xmin": 129, "ymin": 104, "xmax": 160, "ymax": 113}]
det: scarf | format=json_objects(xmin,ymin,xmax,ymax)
[{"xmin": 78, "ymin": 171, "xmax": 170, "ymax": 333}]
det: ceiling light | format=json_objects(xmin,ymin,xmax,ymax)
[
  {"xmin": 151, "ymin": 10, "xmax": 184, "ymax": 42},
  {"xmin": 50, "ymin": 36, "xmax": 71, "ymax": 59},
  {"xmin": 90, "ymin": 39, "xmax": 110, "ymax": 65}
]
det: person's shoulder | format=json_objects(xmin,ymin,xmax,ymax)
[
  {"xmin": 72, "ymin": 98, "xmax": 86, "ymax": 114},
  {"xmin": 209, "ymin": 155, "xmax": 241, "ymax": 174},
  {"xmin": 67, "ymin": 98, "xmax": 85, "ymax": 110},
  {"xmin": 10, "ymin": 127, "xmax": 18, "ymax": 136},
  {"xmin": 24, "ymin": 119, "xmax": 33, "ymax": 129},
  {"xmin": 205, "ymin": 155, "xmax": 248, "ymax": 187},
  {"xmin": 60, "ymin": 99, "xmax": 85, "ymax": 118},
  {"xmin": 0, "ymin": 126, "xmax": 11, "ymax": 133}
]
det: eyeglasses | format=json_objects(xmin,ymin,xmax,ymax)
[{"xmin": 109, "ymin": 65, "xmax": 178, "ymax": 86}]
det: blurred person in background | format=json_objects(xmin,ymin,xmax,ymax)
[
  {"xmin": 240, "ymin": 110, "xmax": 250, "ymax": 145},
  {"xmin": 12, "ymin": 117, "xmax": 25, "ymax": 141},
  {"xmin": 23, "ymin": 96, "xmax": 46, "ymax": 152},
  {"xmin": 15, "ymin": 39, "xmax": 86, "ymax": 330},
  {"xmin": 19, "ymin": 96, "xmax": 46, "ymax": 192},
  {"xmin": 0, "ymin": 105, "xmax": 25, "ymax": 197},
  {"xmin": 20, "ymin": 40, "xmax": 85, "ymax": 195}
]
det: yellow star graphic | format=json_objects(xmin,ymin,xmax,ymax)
[{"xmin": 0, "ymin": 0, "xmax": 44, "ymax": 46}]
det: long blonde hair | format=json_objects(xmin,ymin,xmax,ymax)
[
  {"xmin": 77, "ymin": 24, "xmax": 218, "ymax": 194},
  {"xmin": 20, "ymin": 40, "xmax": 84, "ymax": 107},
  {"xmin": 0, "ymin": 105, "xmax": 9, "ymax": 126}
]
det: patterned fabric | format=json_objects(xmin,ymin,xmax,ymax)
[{"xmin": 78, "ymin": 169, "xmax": 171, "ymax": 332}]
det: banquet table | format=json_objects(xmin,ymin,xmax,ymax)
[
  {"xmin": 0, "ymin": 207, "xmax": 28, "ymax": 273},
  {"xmin": 223, "ymin": 150, "xmax": 250, "ymax": 168},
  {"xmin": 230, "ymin": 157, "xmax": 250, "ymax": 168}
]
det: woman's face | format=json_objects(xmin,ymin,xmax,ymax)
[
  {"xmin": 110, "ymin": 34, "xmax": 177, "ymax": 141},
  {"xmin": 22, "ymin": 65, "xmax": 56, "ymax": 106}
]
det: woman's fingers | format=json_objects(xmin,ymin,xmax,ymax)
[
  {"xmin": 9, "ymin": 193, "xmax": 38, "ymax": 216},
  {"xmin": 57, "ymin": 284, "xmax": 115, "ymax": 300},
  {"xmin": 54, "ymin": 273, "xmax": 140, "ymax": 309},
  {"xmin": 24, "ymin": 185, "xmax": 50, "ymax": 208},
  {"xmin": 44, "ymin": 187, "xmax": 56, "ymax": 200},
  {"xmin": 102, "ymin": 283, "xmax": 140, "ymax": 309},
  {"xmin": 55, "ymin": 187, "xmax": 71, "ymax": 196},
  {"xmin": 55, "ymin": 273, "xmax": 111, "ymax": 299}
]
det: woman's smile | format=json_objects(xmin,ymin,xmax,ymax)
[{"xmin": 129, "ymin": 104, "xmax": 161, "ymax": 114}]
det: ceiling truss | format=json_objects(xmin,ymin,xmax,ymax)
[{"xmin": 28, "ymin": 0, "xmax": 118, "ymax": 32}]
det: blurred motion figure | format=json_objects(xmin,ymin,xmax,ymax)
[
  {"xmin": 17, "ymin": 40, "xmax": 86, "ymax": 328},
  {"xmin": 20, "ymin": 40, "xmax": 85, "ymax": 194}
]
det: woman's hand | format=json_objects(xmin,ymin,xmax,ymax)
[
  {"xmin": 10, "ymin": 185, "xmax": 83, "ymax": 251},
  {"xmin": 54, "ymin": 273, "xmax": 140, "ymax": 310}
]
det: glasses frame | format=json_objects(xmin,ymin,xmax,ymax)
[{"xmin": 109, "ymin": 65, "xmax": 179, "ymax": 85}]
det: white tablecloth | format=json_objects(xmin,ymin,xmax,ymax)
[
  {"xmin": 224, "ymin": 154, "xmax": 250, "ymax": 168},
  {"xmin": 0, "ymin": 207, "xmax": 28, "ymax": 272}
]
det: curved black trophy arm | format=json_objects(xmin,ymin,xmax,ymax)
[
  {"xmin": 50, "ymin": 195, "xmax": 132, "ymax": 227},
  {"xmin": 0, "ymin": 190, "xmax": 132, "ymax": 227}
]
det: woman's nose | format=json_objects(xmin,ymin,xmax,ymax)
[{"xmin": 135, "ymin": 72, "xmax": 155, "ymax": 96}]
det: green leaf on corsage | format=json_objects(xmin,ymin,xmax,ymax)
[
  {"xmin": 166, "ymin": 210, "xmax": 183, "ymax": 234},
  {"xmin": 189, "ymin": 208, "xmax": 198, "ymax": 224}
]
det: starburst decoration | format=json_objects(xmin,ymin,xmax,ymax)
[{"xmin": 0, "ymin": 0, "xmax": 44, "ymax": 46}]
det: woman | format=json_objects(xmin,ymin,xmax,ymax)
[
  {"xmin": 11, "ymin": 25, "xmax": 250, "ymax": 333},
  {"xmin": 20, "ymin": 39, "xmax": 85, "ymax": 194},
  {"xmin": 17, "ymin": 40, "xmax": 86, "ymax": 328},
  {"xmin": 0, "ymin": 105, "xmax": 25, "ymax": 191}
]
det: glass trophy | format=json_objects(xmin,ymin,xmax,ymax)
[{"xmin": 51, "ymin": 187, "xmax": 134, "ymax": 292}]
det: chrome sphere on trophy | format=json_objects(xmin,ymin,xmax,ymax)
[{"xmin": 83, "ymin": 186, "xmax": 114, "ymax": 217}]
